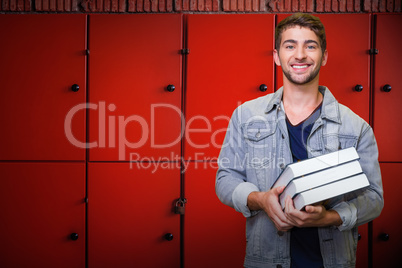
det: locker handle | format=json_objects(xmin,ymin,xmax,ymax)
[
  {"xmin": 166, "ymin": 84, "xmax": 175, "ymax": 92},
  {"xmin": 70, "ymin": 233, "xmax": 79, "ymax": 241},
  {"xmin": 379, "ymin": 233, "xmax": 389, "ymax": 241},
  {"xmin": 71, "ymin": 84, "xmax": 80, "ymax": 92},
  {"xmin": 259, "ymin": 84, "xmax": 268, "ymax": 92},
  {"xmin": 382, "ymin": 84, "xmax": 392, "ymax": 92},
  {"xmin": 354, "ymin": 84, "xmax": 363, "ymax": 92},
  {"xmin": 164, "ymin": 233, "xmax": 174, "ymax": 241}
]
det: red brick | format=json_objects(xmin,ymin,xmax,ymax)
[
  {"xmin": 167, "ymin": 0, "xmax": 172, "ymax": 10},
  {"xmin": 223, "ymin": 0, "xmax": 230, "ymax": 10},
  {"xmin": 387, "ymin": 0, "xmax": 394, "ymax": 11},
  {"xmin": 268, "ymin": 0, "xmax": 278, "ymax": 12},
  {"xmin": 190, "ymin": 0, "xmax": 196, "ymax": 10},
  {"xmin": 128, "ymin": 0, "xmax": 135, "ymax": 11},
  {"xmin": 104, "ymin": 0, "xmax": 111, "ymax": 11},
  {"xmin": 316, "ymin": 0, "xmax": 324, "ymax": 11},
  {"xmin": 238, "ymin": 0, "xmax": 244, "ymax": 11},
  {"xmin": 396, "ymin": 0, "xmax": 401, "ymax": 11},
  {"xmin": 25, "ymin": 0, "xmax": 31, "ymax": 10},
  {"xmin": 151, "ymin": 0, "xmax": 157, "ymax": 11},
  {"xmin": 244, "ymin": 0, "xmax": 250, "ymax": 10},
  {"xmin": 306, "ymin": 0, "xmax": 314, "ymax": 11},
  {"xmin": 299, "ymin": 0, "xmax": 306, "ymax": 12},
  {"xmin": 2, "ymin": 0, "xmax": 9, "ymax": 10},
  {"xmin": 332, "ymin": 0, "xmax": 338, "ymax": 11},
  {"xmin": 72, "ymin": 0, "xmax": 78, "ymax": 11},
  {"xmin": 183, "ymin": 0, "xmax": 190, "ymax": 10},
  {"xmin": 324, "ymin": 0, "xmax": 331, "ymax": 11},
  {"xmin": 212, "ymin": 0, "xmax": 218, "ymax": 10},
  {"xmin": 252, "ymin": 0, "xmax": 257, "ymax": 11},
  {"xmin": 363, "ymin": 0, "xmax": 371, "ymax": 11},
  {"xmin": 292, "ymin": 0, "xmax": 298, "ymax": 12},
  {"xmin": 54, "ymin": 0, "xmax": 58, "ymax": 11},
  {"xmin": 231, "ymin": 0, "xmax": 236, "ymax": 10},
  {"xmin": 17, "ymin": 0, "xmax": 23, "ymax": 10},
  {"xmin": 371, "ymin": 0, "xmax": 378, "ymax": 11},
  {"xmin": 346, "ymin": 0, "xmax": 353, "ymax": 11},
  {"xmin": 354, "ymin": 0, "xmax": 360, "ymax": 11},
  {"xmin": 143, "ymin": 0, "xmax": 150, "ymax": 11},
  {"xmin": 379, "ymin": 0, "xmax": 386, "ymax": 11},
  {"xmin": 285, "ymin": 0, "xmax": 291, "ymax": 11},
  {"xmin": 339, "ymin": 0, "xmax": 346, "ymax": 11},
  {"xmin": 260, "ymin": 0, "xmax": 265, "ymax": 10},
  {"xmin": 198, "ymin": 0, "xmax": 204, "ymax": 10},
  {"xmin": 10, "ymin": 0, "xmax": 16, "ymax": 10}
]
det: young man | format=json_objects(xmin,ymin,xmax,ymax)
[{"xmin": 216, "ymin": 13, "xmax": 383, "ymax": 268}]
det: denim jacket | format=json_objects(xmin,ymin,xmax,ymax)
[{"xmin": 216, "ymin": 86, "xmax": 384, "ymax": 268}]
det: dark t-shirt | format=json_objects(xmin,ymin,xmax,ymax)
[{"xmin": 285, "ymin": 103, "xmax": 324, "ymax": 268}]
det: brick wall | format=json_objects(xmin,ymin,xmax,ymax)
[{"xmin": 0, "ymin": 0, "xmax": 400, "ymax": 13}]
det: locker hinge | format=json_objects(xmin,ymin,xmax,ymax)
[
  {"xmin": 85, "ymin": 197, "xmax": 88, "ymax": 203},
  {"xmin": 181, "ymin": 48, "xmax": 190, "ymax": 55},
  {"xmin": 86, "ymin": 49, "xmax": 90, "ymax": 56},
  {"xmin": 369, "ymin": 48, "xmax": 379, "ymax": 55}
]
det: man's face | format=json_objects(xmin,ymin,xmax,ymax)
[{"xmin": 274, "ymin": 26, "xmax": 328, "ymax": 86}]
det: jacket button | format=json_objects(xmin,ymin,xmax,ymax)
[
  {"xmin": 277, "ymin": 231, "xmax": 284, "ymax": 236},
  {"xmin": 279, "ymin": 163, "xmax": 285, "ymax": 169}
]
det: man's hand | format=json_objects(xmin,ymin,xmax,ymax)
[
  {"xmin": 247, "ymin": 187, "xmax": 293, "ymax": 232},
  {"xmin": 284, "ymin": 196, "xmax": 343, "ymax": 228}
]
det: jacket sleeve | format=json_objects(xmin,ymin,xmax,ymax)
[
  {"xmin": 332, "ymin": 126, "xmax": 384, "ymax": 231},
  {"xmin": 215, "ymin": 107, "xmax": 259, "ymax": 218}
]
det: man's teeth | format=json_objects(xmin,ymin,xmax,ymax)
[{"xmin": 292, "ymin": 65, "xmax": 308, "ymax": 69}]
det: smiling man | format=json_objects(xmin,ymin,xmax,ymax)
[{"xmin": 216, "ymin": 13, "xmax": 383, "ymax": 268}]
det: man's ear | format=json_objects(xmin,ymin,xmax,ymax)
[
  {"xmin": 273, "ymin": 49, "xmax": 281, "ymax": 66},
  {"xmin": 321, "ymin": 50, "xmax": 328, "ymax": 66}
]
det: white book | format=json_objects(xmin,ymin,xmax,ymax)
[
  {"xmin": 272, "ymin": 147, "xmax": 359, "ymax": 189},
  {"xmin": 292, "ymin": 173, "xmax": 370, "ymax": 210},
  {"xmin": 279, "ymin": 160, "xmax": 363, "ymax": 209}
]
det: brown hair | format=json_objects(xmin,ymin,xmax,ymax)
[{"xmin": 275, "ymin": 13, "xmax": 327, "ymax": 54}]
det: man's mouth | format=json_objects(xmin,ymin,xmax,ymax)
[{"xmin": 291, "ymin": 64, "xmax": 311, "ymax": 69}]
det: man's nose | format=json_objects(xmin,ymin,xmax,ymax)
[{"xmin": 294, "ymin": 47, "xmax": 307, "ymax": 60}]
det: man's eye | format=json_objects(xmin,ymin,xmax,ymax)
[
  {"xmin": 286, "ymin": 45, "xmax": 294, "ymax": 49},
  {"xmin": 307, "ymin": 45, "xmax": 316, "ymax": 49}
]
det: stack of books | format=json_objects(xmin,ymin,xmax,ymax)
[{"xmin": 272, "ymin": 147, "xmax": 370, "ymax": 210}]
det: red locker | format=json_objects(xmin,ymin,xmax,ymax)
[
  {"xmin": 184, "ymin": 163, "xmax": 246, "ymax": 268},
  {"xmin": 0, "ymin": 15, "xmax": 87, "ymax": 161},
  {"xmin": 88, "ymin": 163, "xmax": 181, "ymax": 268},
  {"xmin": 373, "ymin": 163, "xmax": 402, "ymax": 267},
  {"xmin": 88, "ymin": 14, "xmax": 182, "ymax": 162},
  {"xmin": 0, "ymin": 163, "xmax": 85, "ymax": 268},
  {"xmin": 185, "ymin": 14, "xmax": 275, "ymax": 160},
  {"xmin": 276, "ymin": 14, "xmax": 371, "ymax": 122},
  {"xmin": 373, "ymin": 14, "xmax": 402, "ymax": 162}
]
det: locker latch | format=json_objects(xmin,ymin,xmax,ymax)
[{"xmin": 174, "ymin": 198, "xmax": 187, "ymax": 215}]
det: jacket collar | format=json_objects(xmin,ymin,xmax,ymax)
[{"xmin": 264, "ymin": 86, "xmax": 342, "ymax": 124}]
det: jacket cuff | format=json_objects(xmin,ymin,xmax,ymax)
[
  {"xmin": 332, "ymin": 202, "xmax": 357, "ymax": 231},
  {"xmin": 232, "ymin": 182, "xmax": 260, "ymax": 218}
]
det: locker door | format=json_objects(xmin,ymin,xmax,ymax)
[
  {"xmin": 88, "ymin": 163, "xmax": 180, "ymax": 268},
  {"xmin": 89, "ymin": 14, "xmax": 182, "ymax": 162},
  {"xmin": 373, "ymin": 163, "xmax": 402, "ymax": 267},
  {"xmin": 185, "ymin": 14, "xmax": 275, "ymax": 160},
  {"xmin": 373, "ymin": 14, "xmax": 402, "ymax": 162},
  {"xmin": 184, "ymin": 163, "xmax": 246, "ymax": 268},
  {"xmin": 276, "ymin": 14, "xmax": 371, "ymax": 122},
  {"xmin": 0, "ymin": 163, "xmax": 85, "ymax": 268},
  {"xmin": 0, "ymin": 15, "xmax": 87, "ymax": 161}
]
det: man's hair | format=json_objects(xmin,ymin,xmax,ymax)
[{"xmin": 275, "ymin": 13, "xmax": 327, "ymax": 54}]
